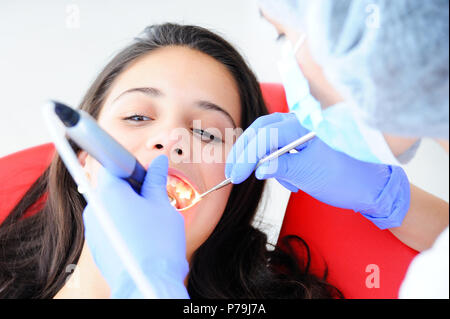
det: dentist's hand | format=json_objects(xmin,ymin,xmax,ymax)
[
  {"xmin": 83, "ymin": 155, "xmax": 189, "ymax": 298},
  {"xmin": 225, "ymin": 112, "xmax": 410, "ymax": 229}
]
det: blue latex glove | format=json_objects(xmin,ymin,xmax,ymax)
[
  {"xmin": 225, "ymin": 112, "xmax": 411, "ymax": 229},
  {"xmin": 83, "ymin": 154, "xmax": 189, "ymax": 298}
]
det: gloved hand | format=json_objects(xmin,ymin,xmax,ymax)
[
  {"xmin": 83, "ymin": 154, "xmax": 189, "ymax": 298},
  {"xmin": 225, "ymin": 112, "xmax": 411, "ymax": 229}
]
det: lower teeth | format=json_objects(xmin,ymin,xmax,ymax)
[{"xmin": 168, "ymin": 195, "xmax": 177, "ymax": 207}]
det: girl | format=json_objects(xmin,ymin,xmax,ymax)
[{"xmin": 0, "ymin": 23, "xmax": 342, "ymax": 299}]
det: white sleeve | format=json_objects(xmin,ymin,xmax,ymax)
[{"xmin": 399, "ymin": 226, "xmax": 449, "ymax": 299}]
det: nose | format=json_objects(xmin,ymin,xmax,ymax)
[
  {"xmin": 146, "ymin": 129, "xmax": 187, "ymax": 160},
  {"xmin": 154, "ymin": 143, "xmax": 183, "ymax": 155}
]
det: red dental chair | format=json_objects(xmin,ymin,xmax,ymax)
[{"xmin": 0, "ymin": 83, "xmax": 418, "ymax": 298}]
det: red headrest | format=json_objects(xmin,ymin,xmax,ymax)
[
  {"xmin": 260, "ymin": 82, "xmax": 290, "ymax": 114},
  {"xmin": 0, "ymin": 143, "xmax": 55, "ymax": 225},
  {"xmin": 258, "ymin": 83, "xmax": 418, "ymax": 298}
]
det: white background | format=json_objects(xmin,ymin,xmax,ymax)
[{"xmin": 0, "ymin": 0, "xmax": 448, "ymax": 243}]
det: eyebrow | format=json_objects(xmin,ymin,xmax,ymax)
[
  {"xmin": 113, "ymin": 87, "xmax": 236, "ymax": 128},
  {"xmin": 196, "ymin": 100, "xmax": 237, "ymax": 128},
  {"xmin": 113, "ymin": 87, "xmax": 163, "ymax": 102}
]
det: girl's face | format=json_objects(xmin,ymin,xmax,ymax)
[{"xmin": 81, "ymin": 46, "xmax": 241, "ymax": 261}]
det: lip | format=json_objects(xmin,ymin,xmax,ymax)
[{"xmin": 167, "ymin": 167, "xmax": 200, "ymax": 195}]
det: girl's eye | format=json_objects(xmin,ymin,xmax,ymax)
[
  {"xmin": 123, "ymin": 114, "xmax": 152, "ymax": 122},
  {"xmin": 192, "ymin": 128, "xmax": 223, "ymax": 143}
]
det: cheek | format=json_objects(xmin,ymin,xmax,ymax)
[
  {"xmin": 182, "ymin": 162, "xmax": 231, "ymax": 261},
  {"xmin": 98, "ymin": 118, "xmax": 144, "ymax": 154}
]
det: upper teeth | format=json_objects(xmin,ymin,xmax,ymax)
[{"xmin": 167, "ymin": 175, "xmax": 195, "ymax": 208}]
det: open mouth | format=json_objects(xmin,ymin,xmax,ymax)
[{"xmin": 167, "ymin": 173, "xmax": 198, "ymax": 210}]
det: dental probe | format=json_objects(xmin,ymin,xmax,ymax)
[{"xmin": 175, "ymin": 131, "xmax": 316, "ymax": 210}]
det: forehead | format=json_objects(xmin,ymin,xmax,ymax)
[{"xmin": 102, "ymin": 46, "xmax": 241, "ymax": 127}]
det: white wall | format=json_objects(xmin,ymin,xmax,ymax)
[
  {"xmin": 0, "ymin": 1, "xmax": 448, "ymax": 243},
  {"xmin": 0, "ymin": 0, "xmax": 281, "ymax": 158}
]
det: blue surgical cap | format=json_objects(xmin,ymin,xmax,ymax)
[{"xmin": 259, "ymin": 0, "xmax": 449, "ymax": 139}]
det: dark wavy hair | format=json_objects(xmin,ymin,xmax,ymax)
[{"xmin": 0, "ymin": 23, "xmax": 342, "ymax": 299}]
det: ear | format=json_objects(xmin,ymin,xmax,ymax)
[
  {"xmin": 77, "ymin": 150, "xmax": 88, "ymax": 167},
  {"xmin": 77, "ymin": 150, "xmax": 93, "ymax": 185}
]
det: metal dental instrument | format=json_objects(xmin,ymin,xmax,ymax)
[{"xmin": 175, "ymin": 131, "xmax": 316, "ymax": 211}]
